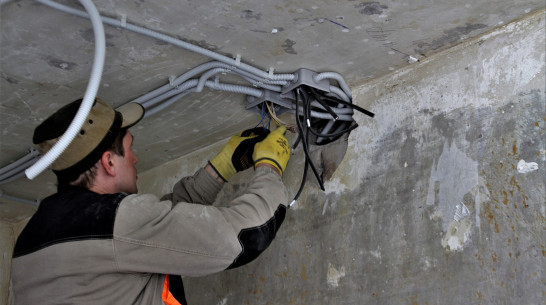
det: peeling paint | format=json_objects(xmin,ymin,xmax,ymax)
[
  {"xmin": 453, "ymin": 202, "xmax": 470, "ymax": 222},
  {"xmin": 516, "ymin": 159, "xmax": 538, "ymax": 173},
  {"xmin": 426, "ymin": 141, "xmax": 478, "ymax": 230},
  {"xmin": 442, "ymin": 218, "xmax": 472, "ymax": 251},
  {"xmin": 324, "ymin": 177, "xmax": 347, "ymax": 195},
  {"xmin": 327, "ymin": 263, "xmax": 346, "ymax": 288}
]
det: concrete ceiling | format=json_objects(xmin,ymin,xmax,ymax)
[{"xmin": 1, "ymin": 0, "xmax": 544, "ymax": 207}]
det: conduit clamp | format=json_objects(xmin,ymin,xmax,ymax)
[
  {"xmin": 169, "ymin": 75, "xmax": 177, "ymax": 88},
  {"xmin": 119, "ymin": 14, "xmax": 127, "ymax": 28},
  {"xmin": 282, "ymin": 68, "xmax": 331, "ymax": 95}
]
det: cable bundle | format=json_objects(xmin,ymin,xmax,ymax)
[{"xmin": 259, "ymin": 85, "xmax": 374, "ymax": 206}]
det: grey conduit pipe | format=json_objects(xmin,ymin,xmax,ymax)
[{"xmin": 35, "ymin": 0, "xmax": 296, "ymax": 83}]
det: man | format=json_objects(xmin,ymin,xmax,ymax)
[{"xmin": 11, "ymin": 98, "xmax": 291, "ymax": 305}]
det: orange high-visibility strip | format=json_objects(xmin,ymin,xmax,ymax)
[{"xmin": 162, "ymin": 275, "xmax": 183, "ymax": 305}]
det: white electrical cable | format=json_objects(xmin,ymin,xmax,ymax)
[{"xmin": 25, "ymin": 0, "xmax": 106, "ymax": 180}]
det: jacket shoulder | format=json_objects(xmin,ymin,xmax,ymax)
[{"xmin": 13, "ymin": 188, "xmax": 127, "ymax": 257}]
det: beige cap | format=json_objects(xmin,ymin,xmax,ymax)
[{"xmin": 33, "ymin": 98, "xmax": 144, "ymax": 181}]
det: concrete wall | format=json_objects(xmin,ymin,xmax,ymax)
[{"xmin": 139, "ymin": 11, "xmax": 545, "ymax": 305}]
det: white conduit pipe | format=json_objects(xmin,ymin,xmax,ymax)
[
  {"xmin": 314, "ymin": 72, "xmax": 353, "ymax": 98},
  {"xmin": 25, "ymin": 0, "xmax": 105, "ymax": 180},
  {"xmin": 35, "ymin": 0, "xmax": 296, "ymax": 82}
]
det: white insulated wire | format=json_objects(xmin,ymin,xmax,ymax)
[{"xmin": 25, "ymin": 0, "xmax": 105, "ymax": 180}]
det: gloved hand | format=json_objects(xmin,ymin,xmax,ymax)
[
  {"xmin": 209, "ymin": 127, "xmax": 270, "ymax": 181},
  {"xmin": 253, "ymin": 126, "xmax": 290, "ymax": 176}
]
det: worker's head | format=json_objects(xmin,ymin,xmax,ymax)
[{"xmin": 33, "ymin": 98, "xmax": 144, "ymax": 193}]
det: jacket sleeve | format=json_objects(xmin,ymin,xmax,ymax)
[
  {"xmin": 160, "ymin": 167, "xmax": 222, "ymax": 205},
  {"xmin": 112, "ymin": 166, "xmax": 288, "ymax": 277}
]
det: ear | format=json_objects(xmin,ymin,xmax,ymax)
[{"xmin": 100, "ymin": 150, "xmax": 117, "ymax": 177}]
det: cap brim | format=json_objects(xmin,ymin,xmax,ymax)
[{"xmin": 116, "ymin": 103, "xmax": 145, "ymax": 128}]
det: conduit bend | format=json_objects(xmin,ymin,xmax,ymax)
[
  {"xmin": 315, "ymin": 72, "xmax": 352, "ymax": 98},
  {"xmin": 25, "ymin": 0, "xmax": 106, "ymax": 180}
]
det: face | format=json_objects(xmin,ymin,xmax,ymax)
[{"xmin": 113, "ymin": 131, "xmax": 139, "ymax": 194}]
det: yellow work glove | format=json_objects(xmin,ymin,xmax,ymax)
[
  {"xmin": 253, "ymin": 126, "xmax": 290, "ymax": 176},
  {"xmin": 209, "ymin": 128, "xmax": 269, "ymax": 181}
]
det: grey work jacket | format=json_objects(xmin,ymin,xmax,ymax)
[{"xmin": 11, "ymin": 166, "xmax": 288, "ymax": 304}]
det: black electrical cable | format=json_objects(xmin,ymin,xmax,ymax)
[
  {"xmin": 289, "ymin": 85, "xmax": 374, "ymax": 205},
  {"xmin": 291, "ymin": 88, "xmax": 325, "ymax": 203},
  {"xmin": 309, "ymin": 87, "xmax": 375, "ymax": 118},
  {"xmin": 301, "ymin": 89, "xmax": 326, "ymax": 191},
  {"xmin": 309, "ymin": 87, "xmax": 339, "ymax": 121},
  {"xmin": 293, "ymin": 86, "xmax": 375, "ymax": 144}
]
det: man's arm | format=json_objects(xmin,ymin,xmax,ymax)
[
  {"xmin": 113, "ymin": 166, "xmax": 288, "ymax": 276},
  {"xmin": 113, "ymin": 127, "xmax": 290, "ymax": 276},
  {"xmin": 160, "ymin": 165, "xmax": 223, "ymax": 205}
]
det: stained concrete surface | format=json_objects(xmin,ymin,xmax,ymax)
[
  {"xmin": 138, "ymin": 11, "xmax": 545, "ymax": 304},
  {"xmin": 1, "ymin": 8, "xmax": 544, "ymax": 305},
  {"xmin": 2, "ymin": 0, "xmax": 546, "ymax": 204}
]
